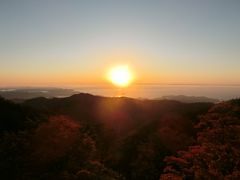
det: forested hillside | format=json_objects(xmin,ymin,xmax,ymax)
[{"xmin": 2, "ymin": 94, "xmax": 237, "ymax": 180}]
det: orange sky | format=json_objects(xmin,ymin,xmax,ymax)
[{"xmin": 0, "ymin": 1, "xmax": 240, "ymax": 87}]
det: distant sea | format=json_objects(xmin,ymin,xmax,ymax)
[
  {"xmin": 1, "ymin": 84, "xmax": 239, "ymax": 101},
  {"xmin": 73, "ymin": 84, "xmax": 240, "ymax": 101}
]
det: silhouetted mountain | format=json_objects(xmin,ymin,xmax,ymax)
[
  {"xmin": 23, "ymin": 93, "xmax": 212, "ymax": 138},
  {"xmin": 22, "ymin": 93, "xmax": 213, "ymax": 179},
  {"xmin": 2, "ymin": 93, "xmax": 231, "ymax": 180},
  {"xmin": 0, "ymin": 96, "xmax": 44, "ymax": 132}
]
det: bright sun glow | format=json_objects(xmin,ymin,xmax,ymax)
[{"xmin": 108, "ymin": 65, "xmax": 133, "ymax": 87}]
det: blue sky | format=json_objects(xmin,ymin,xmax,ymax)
[{"xmin": 0, "ymin": 0, "xmax": 240, "ymax": 86}]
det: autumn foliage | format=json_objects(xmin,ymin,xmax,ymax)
[
  {"xmin": 1, "ymin": 95, "xmax": 239, "ymax": 179},
  {"xmin": 161, "ymin": 99, "xmax": 240, "ymax": 179}
]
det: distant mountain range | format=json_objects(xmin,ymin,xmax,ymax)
[
  {"xmin": 0, "ymin": 88, "xmax": 219, "ymax": 103},
  {"xmin": 0, "ymin": 88, "xmax": 78, "ymax": 101},
  {"xmin": 158, "ymin": 95, "xmax": 219, "ymax": 103}
]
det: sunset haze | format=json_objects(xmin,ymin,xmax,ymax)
[{"xmin": 0, "ymin": 0, "xmax": 240, "ymax": 86}]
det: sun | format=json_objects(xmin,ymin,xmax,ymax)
[{"xmin": 108, "ymin": 65, "xmax": 133, "ymax": 87}]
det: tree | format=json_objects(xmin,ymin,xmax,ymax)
[{"xmin": 161, "ymin": 100, "xmax": 240, "ymax": 179}]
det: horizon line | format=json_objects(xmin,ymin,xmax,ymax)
[{"xmin": 1, "ymin": 83, "xmax": 240, "ymax": 89}]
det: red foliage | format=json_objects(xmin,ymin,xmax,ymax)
[
  {"xmin": 160, "ymin": 100, "xmax": 240, "ymax": 179},
  {"xmin": 31, "ymin": 115, "xmax": 80, "ymax": 162}
]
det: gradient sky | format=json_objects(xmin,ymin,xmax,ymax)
[{"xmin": 0, "ymin": 0, "xmax": 240, "ymax": 86}]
